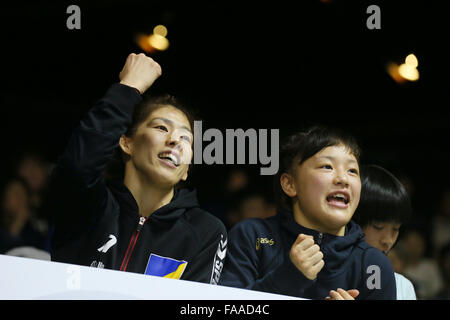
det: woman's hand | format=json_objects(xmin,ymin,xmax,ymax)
[
  {"xmin": 289, "ymin": 234, "xmax": 325, "ymax": 280},
  {"xmin": 119, "ymin": 53, "xmax": 162, "ymax": 94},
  {"xmin": 325, "ymin": 288, "xmax": 359, "ymax": 300}
]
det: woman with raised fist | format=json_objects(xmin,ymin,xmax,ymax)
[{"xmin": 48, "ymin": 53, "xmax": 227, "ymax": 284}]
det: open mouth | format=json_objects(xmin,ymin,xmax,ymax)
[
  {"xmin": 158, "ymin": 151, "xmax": 180, "ymax": 167},
  {"xmin": 326, "ymin": 191, "xmax": 350, "ymax": 208}
]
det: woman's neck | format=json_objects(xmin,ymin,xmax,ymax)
[
  {"xmin": 123, "ymin": 170, "xmax": 174, "ymax": 217},
  {"xmin": 292, "ymin": 202, "xmax": 345, "ymax": 236}
]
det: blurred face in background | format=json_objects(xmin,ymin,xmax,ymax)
[
  {"xmin": 402, "ymin": 230, "xmax": 426, "ymax": 262},
  {"xmin": 2, "ymin": 180, "xmax": 29, "ymax": 214},
  {"xmin": 239, "ymin": 195, "xmax": 276, "ymax": 220},
  {"xmin": 362, "ymin": 221, "xmax": 401, "ymax": 255},
  {"xmin": 1, "ymin": 179, "xmax": 31, "ymax": 230},
  {"xmin": 18, "ymin": 157, "xmax": 48, "ymax": 192},
  {"xmin": 387, "ymin": 248, "xmax": 405, "ymax": 273}
]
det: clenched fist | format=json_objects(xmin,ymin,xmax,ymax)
[
  {"xmin": 289, "ymin": 234, "xmax": 325, "ymax": 280},
  {"xmin": 119, "ymin": 53, "xmax": 162, "ymax": 94}
]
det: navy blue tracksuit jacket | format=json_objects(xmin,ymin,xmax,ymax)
[{"xmin": 219, "ymin": 211, "xmax": 396, "ymax": 299}]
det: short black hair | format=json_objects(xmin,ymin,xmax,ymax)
[
  {"xmin": 124, "ymin": 94, "xmax": 196, "ymax": 138},
  {"xmin": 353, "ymin": 164, "xmax": 412, "ymax": 228},
  {"xmin": 275, "ymin": 125, "xmax": 361, "ymax": 212}
]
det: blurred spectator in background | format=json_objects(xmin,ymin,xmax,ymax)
[
  {"xmin": 431, "ymin": 189, "xmax": 450, "ymax": 258},
  {"xmin": 202, "ymin": 168, "xmax": 250, "ymax": 229},
  {"xmin": 388, "ymin": 246, "xmax": 420, "ymax": 295},
  {"xmin": 202, "ymin": 167, "xmax": 277, "ymax": 229},
  {"xmin": 353, "ymin": 164, "xmax": 416, "ymax": 299},
  {"xmin": 227, "ymin": 168, "xmax": 249, "ymax": 193},
  {"xmin": 0, "ymin": 176, "xmax": 48, "ymax": 254},
  {"xmin": 398, "ymin": 174, "xmax": 415, "ymax": 201},
  {"xmin": 397, "ymin": 173, "xmax": 434, "ymax": 257},
  {"xmin": 4, "ymin": 246, "xmax": 50, "ymax": 260},
  {"xmin": 226, "ymin": 188, "xmax": 276, "ymax": 229},
  {"xmin": 399, "ymin": 228, "xmax": 443, "ymax": 299},
  {"xmin": 432, "ymin": 242, "xmax": 450, "ymax": 299},
  {"xmin": 16, "ymin": 152, "xmax": 52, "ymax": 221},
  {"xmin": 388, "ymin": 245, "xmax": 409, "ymax": 274}
]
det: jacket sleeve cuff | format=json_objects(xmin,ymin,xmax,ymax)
[{"xmin": 102, "ymin": 83, "xmax": 142, "ymax": 116}]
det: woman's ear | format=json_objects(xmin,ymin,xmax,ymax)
[
  {"xmin": 280, "ymin": 172, "xmax": 297, "ymax": 197},
  {"xmin": 119, "ymin": 135, "xmax": 132, "ymax": 156}
]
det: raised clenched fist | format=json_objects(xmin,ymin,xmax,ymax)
[
  {"xmin": 119, "ymin": 53, "xmax": 162, "ymax": 94},
  {"xmin": 289, "ymin": 233, "xmax": 325, "ymax": 280}
]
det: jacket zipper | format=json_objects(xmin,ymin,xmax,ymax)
[
  {"xmin": 120, "ymin": 216, "xmax": 146, "ymax": 271},
  {"xmin": 317, "ymin": 232, "xmax": 323, "ymax": 246}
]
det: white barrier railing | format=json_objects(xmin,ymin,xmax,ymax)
[{"xmin": 0, "ymin": 254, "xmax": 302, "ymax": 300}]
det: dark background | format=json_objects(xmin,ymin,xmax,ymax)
[{"xmin": 0, "ymin": 1, "xmax": 449, "ymax": 228}]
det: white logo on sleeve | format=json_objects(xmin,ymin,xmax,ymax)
[
  {"xmin": 97, "ymin": 234, "xmax": 117, "ymax": 253},
  {"xmin": 210, "ymin": 234, "xmax": 227, "ymax": 285}
]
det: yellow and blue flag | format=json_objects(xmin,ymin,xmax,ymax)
[{"xmin": 144, "ymin": 253, "xmax": 188, "ymax": 279}]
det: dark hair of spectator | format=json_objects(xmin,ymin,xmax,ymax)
[{"xmin": 353, "ymin": 164, "xmax": 412, "ymax": 228}]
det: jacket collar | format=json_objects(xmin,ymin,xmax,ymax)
[{"xmin": 107, "ymin": 179, "xmax": 199, "ymax": 221}]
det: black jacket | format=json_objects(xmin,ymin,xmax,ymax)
[
  {"xmin": 219, "ymin": 211, "xmax": 396, "ymax": 299},
  {"xmin": 48, "ymin": 84, "xmax": 227, "ymax": 284}
]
